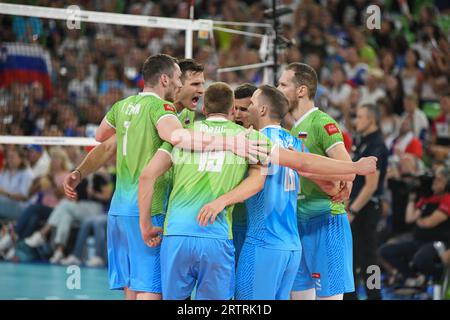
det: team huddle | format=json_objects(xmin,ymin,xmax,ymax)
[{"xmin": 63, "ymin": 54, "xmax": 377, "ymax": 300}]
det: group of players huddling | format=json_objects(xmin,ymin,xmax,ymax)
[{"xmin": 63, "ymin": 54, "xmax": 377, "ymax": 300}]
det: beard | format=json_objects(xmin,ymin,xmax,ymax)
[
  {"xmin": 288, "ymin": 96, "xmax": 298, "ymax": 111},
  {"xmin": 164, "ymin": 89, "xmax": 175, "ymax": 102}
]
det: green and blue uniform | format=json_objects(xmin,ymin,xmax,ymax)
[
  {"xmin": 290, "ymin": 107, "xmax": 354, "ymax": 297},
  {"xmin": 105, "ymin": 92, "xmax": 177, "ymax": 293},
  {"xmin": 235, "ymin": 125, "xmax": 304, "ymax": 300},
  {"xmin": 160, "ymin": 117, "xmax": 271, "ymax": 300}
]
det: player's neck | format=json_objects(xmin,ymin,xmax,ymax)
[
  {"xmin": 142, "ymin": 86, "xmax": 165, "ymax": 100},
  {"xmin": 291, "ymin": 99, "xmax": 315, "ymax": 122},
  {"xmin": 206, "ymin": 113, "xmax": 228, "ymax": 120},
  {"xmin": 174, "ymin": 101, "xmax": 184, "ymax": 113},
  {"xmin": 257, "ymin": 118, "xmax": 279, "ymax": 131}
]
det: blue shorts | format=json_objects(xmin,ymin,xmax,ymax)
[
  {"xmin": 235, "ymin": 242, "xmax": 301, "ymax": 300},
  {"xmin": 107, "ymin": 214, "xmax": 165, "ymax": 293},
  {"xmin": 232, "ymin": 224, "xmax": 247, "ymax": 264},
  {"xmin": 160, "ymin": 235, "xmax": 235, "ymax": 300},
  {"xmin": 292, "ymin": 213, "xmax": 354, "ymax": 297}
]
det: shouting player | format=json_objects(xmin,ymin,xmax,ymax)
[
  {"xmin": 63, "ymin": 55, "xmax": 266, "ymax": 300},
  {"xmin": 139, "ymin": 82, "xmax": 377, "ymax": 299}
]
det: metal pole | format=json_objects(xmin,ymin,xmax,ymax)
[
  {"xmin": 272, "ymin": 0, "xmax": 278, "ymax": 85},
  {"xmin": 185, "ymin": 0, "xmax": 195, "ymax": 58}
]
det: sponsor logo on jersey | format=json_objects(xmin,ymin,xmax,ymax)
[
  {"xmin": 164, "ymin": 104, "xmax": 175, "ymax": 112},
  {"xmin": 312, "ymin": 273, "xmax": 321, "ymax": 279},
  {"xmin": 324, "ymin": 123, "xmax": 339, "ymax": 136}
]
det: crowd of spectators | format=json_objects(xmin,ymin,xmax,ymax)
[{"xmin": 0, "ymin": 0, "xmax": 449, "ymax": 297}]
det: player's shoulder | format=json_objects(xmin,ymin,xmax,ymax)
[
  {"xmin": 312, "ymin": 109, "xmax": 338, "ymax": 125},
  {"xmin": 114, "ymin": 94, "xmax": 135, "ymax": 106},
  {"xmin": 138, "ymin": 93, "xmax": 175, "ymax": 108}
]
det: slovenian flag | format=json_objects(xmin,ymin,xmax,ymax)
[{"xmin": 0, "ymin": 42, "xmax": 53, "ymax": 99}]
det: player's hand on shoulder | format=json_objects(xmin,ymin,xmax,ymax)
[
  {"xmin": 197, "ymin": 198, "xmax": 227, "ymax": 226},
  {"xmin": 234, "ymin": 126, "xmax": 270, "ymax": 164}
]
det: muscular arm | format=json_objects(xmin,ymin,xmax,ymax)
[
  {"xmin": 138, "ymin": 150, "xmax": 172, "ymax": 245},
  {"xmin": 157, "ymin": 117, "xmax": 268, "ymax": 163},
  {"xmin": 63, "ymin": 135, "xmax": 115, "ymax": 199},
  {"xmin": 272, "ymin": 146, "xmax": 376, "ymax": 176},
  {"xmin": 326, "ymin": 143, "xmax": 355, "ymax": 180},
  {"xmin": 76, "ymin": 135, "xmax": 116, "ymax": 178},
  {"xmin": 96, "ymin": 117, "xmax": 116, "ymax": 142},
  {"xmin": 197, "ymin": 165, "xmax": 266, "ymax": 226}
]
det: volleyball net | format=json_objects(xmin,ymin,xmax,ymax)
[{"xmin": 0, "ymin": 2, "xmax": 274, "ymax": 156}]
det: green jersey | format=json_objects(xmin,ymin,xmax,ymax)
[
  {"xmin": 162, "ymin": 117, "xmax": 271, "ymax": 240},
  {"xmin": 290, "ymin": 107, "xmax": 346, "ymax": 220},
  {"xmin": 105, "ymin": 92, "xmax": 178, "ymax": 216},
  {"xmin": 178, "ymin": 108, "xmax": 195, "ymax": 127}
]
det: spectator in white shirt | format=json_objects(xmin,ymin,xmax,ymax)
[
  {"xmin": 401, "ymin": 94, "xmax": 430, "ymax": 143},
  {"xmin": 327, "ymin": 66, "xmax": 352, "ymax": 120},
  {"xmin": 343, "ymin": 46, "xmax": 369, "ymax": 86},
  {"xmin": 359, "ymin": 68, "xmax": 386, "ymax": 106},
  {"xmin": 68, "ymin": 66, "xmax": 97, "ymax": 106},
  {"xmin": 26, "ymin": 145, "xmax": 50, "ymax": 179}
]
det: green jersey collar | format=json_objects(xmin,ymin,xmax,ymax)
[
  {"xmin": 138, "ymin": 91, "xmax": 161, "ymax": 99},
  {"xmin": 293, "ymin": 107, "xmax": 318, "ymax": 128},
  {"xmin": 207, "ymin": 116, "xmax": 228, "ymax": 122}
]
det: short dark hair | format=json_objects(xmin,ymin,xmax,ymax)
[
  {"xmin": 360, "ymin": 103, "xmax": 381, "ymax": 128},
  {"xmin": 142, "ymin": 54, "xmax": 178, "ymax": 87},
  {"xmin": 178, "ymin": 59, "xmax": 204, "ymax": 82},
  {"xmin": 285, "ymin": 63, "xmax": 318, "ymax": 99},
  {"xmin": 204, "ymin": 82, "xmax": 234, "ymax": 114},
  {"xmin": 234, "ymin": 83, "xmax": 257, "ymax": 99},
  {"xmin": 258, "ymin": 85, "xmax": 289, "ymax": 121}
]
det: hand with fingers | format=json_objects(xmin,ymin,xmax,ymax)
[
  {"xmin": 331, "ymin": 181, "xmax": 353, "ymax": 203},
  {"xmin": 197, "ymin": 198, "xmax": 227, "ymax": 227},
  {"xmin": 140, "ymin": 224, "xmax": 163, "ymax": 247},
  {"xmin": 63, "ymin": 170, "xmax": 81, "ymax": 201},
  {"xmin": 234, "ymin": 126, "xmax": 270, "ymax": 164}
]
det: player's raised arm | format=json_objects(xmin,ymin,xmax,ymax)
[
  {"xmin": 63, "ymin": 135, "xmax": 117, "ymax": 200},
  {"xmin": 197, "ymin": 164, "xmax": 266, "ymax": 226},
  {"xmin": 272, "ymin": 146, "xmax": 377, "ymax": 176},
  {"xmin": 138, "ymin": 148, "xmax": 173, "ymax": 247}
]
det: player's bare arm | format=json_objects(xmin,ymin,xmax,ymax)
[
  {"xmin": 96, "ymin": 117, "xmax": 116, "ymax": 142},
  {"xmin": 138, "ymin": 150, "xmax": 172, "ymax": 247},
  {"xmin": 197, "ymin": 164, "xmax": 266, "ymax": 226},
  {"xmin": 273, "ymin": 146, "xmax": 377, "ymax": 176},
  {"xmin": 157, "ymin": 116, "xmax": 269, "ymax": 164},
  {"xmin": 63, "ymin": 135, "xmax": 117, "ymax": 200}
]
